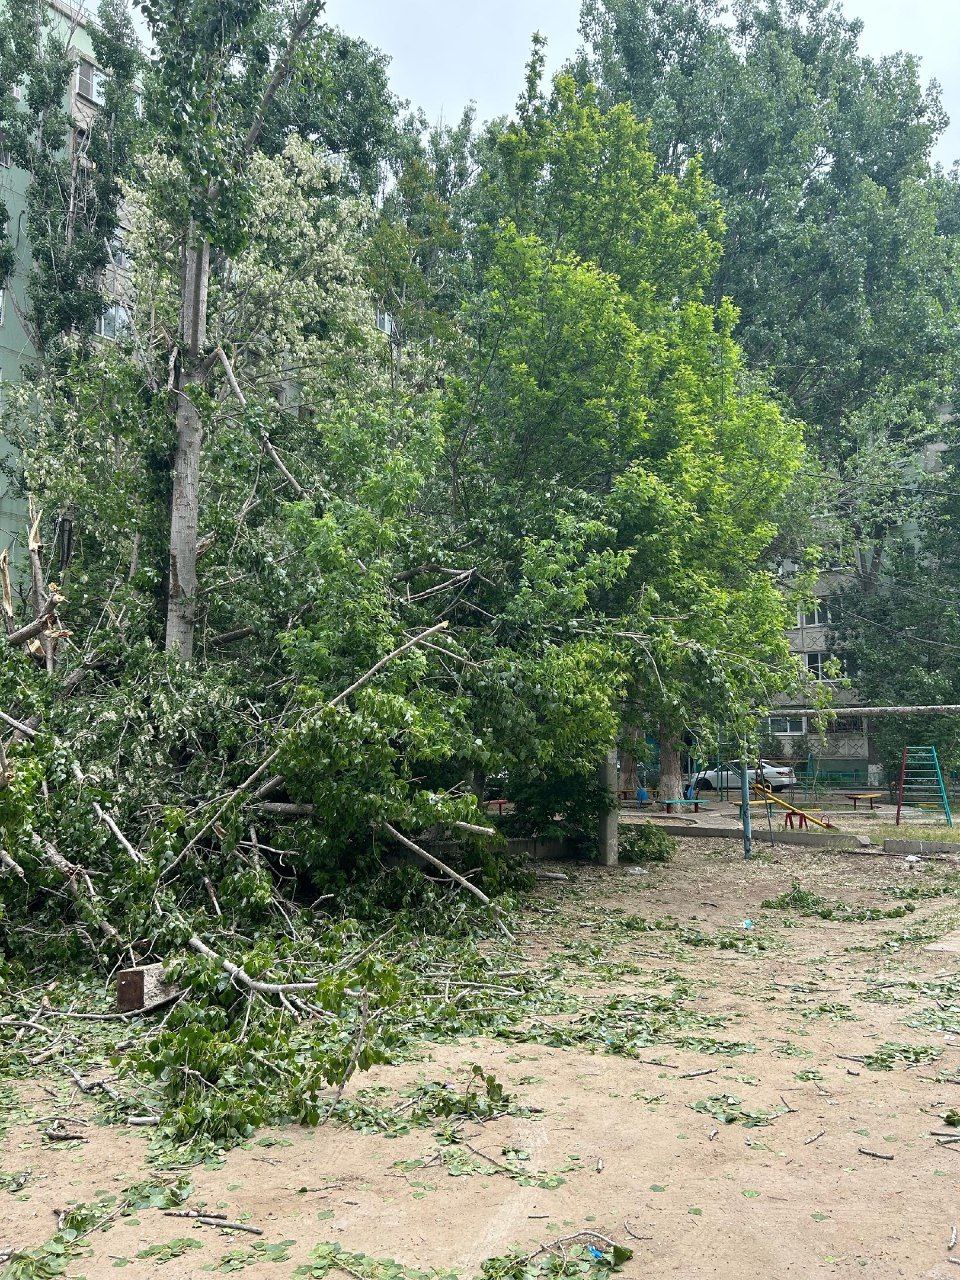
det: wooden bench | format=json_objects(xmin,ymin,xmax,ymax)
[
  {"xmin": 664, "ymin": 797, "xmax": 707, "ymax": 814},
  {"xmin": 843, "ymin": 792, "xmax": 883, "ymax": 811}
]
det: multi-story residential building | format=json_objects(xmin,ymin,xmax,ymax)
[
  {"xmin": 767, "ymin": 438, "xmax": 951, "ymax": 786},
  {"xmin": 0, "ymin": 0, "xmax": 103, "ymax": 545},
  {"xmin": 767, "ymin": 575, "xmax": 871, "ymax": 785}
]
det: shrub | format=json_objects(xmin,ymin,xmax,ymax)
[{"xmin": 617, "ymin": 824, "xmax": 676, "ymax": 864}]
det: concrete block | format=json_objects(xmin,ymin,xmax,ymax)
[{"xmin": 883, "ymin": 838, "xmax": 960, "ymax": 858}]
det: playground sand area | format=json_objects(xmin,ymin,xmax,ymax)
[{"xmin": 3, "ymin": 837, "xmax": 960, "ymax": 1279}]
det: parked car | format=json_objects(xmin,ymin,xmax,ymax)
[{"xmin": 691, "ymin": 760, "xmax": 797, "ymax": 794}]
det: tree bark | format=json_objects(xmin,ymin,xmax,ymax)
[
  {"xmin": 657, "ymin": 726, "xmax": 684, "ymax": 808},
  {"xmin": 165, "ymin": 225, "xmax": 210, "ymax": 659}
]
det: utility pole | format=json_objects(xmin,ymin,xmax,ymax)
[
  {"xmin": 600, "ymin": 748, "xmax": 619, "ymax": 867},
  {"xmin": 740, "ymin": 754, "xmax": 752, "ymax": 862}
]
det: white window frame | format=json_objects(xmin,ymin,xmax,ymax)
[
  {"xmin": 108, "ymin": 230, "xmax": 129, "ymax": 270},
  {"xmin": 768, "ymin": 715, "xmax": 806, "ymax": 736},
  {"xmin": 799, "ymin": 602, "xmax": 832, "ymax": 627},
  {"xmin": 96, "ymin": 301, "xmax": 130, "ymax": 341},
  {"xmin": 805, "ymin": 652, "xmax": 827, "ymax": 680},
  {"xmin": 77, "ymin": 58, "xmax": 105, "ymax": 106}
]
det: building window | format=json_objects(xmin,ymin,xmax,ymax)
[
  {"xmin": 0, "ymin": 287, "xmax": 4, "ymax": 326},
  {"xmin": 831, "ymin": 716, "xmax": 865, "ymax": 735},
  {"xmin": 799, "ymin": 602, "xmax": 832, "ymax": 627},
  {"xmin": 375, "ymin": 309, "xmax": 395, "ymax": 339},
  {"xmin": 77, "ymin": 58, "xmax": 105, "ymax": 106},
  {"xmin": 108, "ymin": 231, "xmax": 129, "ymax": 269},
  {"xmin": 96, "ymin": 302, "xmax": 130, "ymax": 340},
  {"xmin": 0, "ymin": 131, "xmax": 10, "ymax": 168},
  {"xmin": 768, "ymin": 715, "xmax": 805, "ymax": 736},
  {"xmin": 805, "ymin": 652, "xmax": 828, "ymax": 679}
]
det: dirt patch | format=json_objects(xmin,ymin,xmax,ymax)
[{"xmin": 3, "ymin": 838, "xmax": 960, "ymax": 1278}]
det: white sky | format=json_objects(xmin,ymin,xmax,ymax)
[{"xmin": 324, "ymin": 0, "xmax": 960, "ymax": 170}]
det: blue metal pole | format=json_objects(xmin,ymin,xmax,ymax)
[{"xmin": 741, "ymin": 755, "xmax": 752, "ymax": 861}]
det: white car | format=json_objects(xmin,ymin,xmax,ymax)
[{"xmin": 690, "ymin": 760, "xmax": 797, "ymax": 795}]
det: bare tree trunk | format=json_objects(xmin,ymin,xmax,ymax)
[
  {"xmin": 165, "ymin": 225, "xmax": 210, "ymax": 659},
  {"xmin": 657, "ymin": 726, "xmax": 684, "ymax": 808}
]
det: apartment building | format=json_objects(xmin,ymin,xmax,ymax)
[
  {"xmin": 767, "ymin": 573, "xmax": 871, "ymax": 785},
  {"xmin": 0, "ymin": 0, "xmax": 105, "ymax": 544},
  {"xmin": 767, "ymin": 439, "xmax": 952, "ymax": 785}
]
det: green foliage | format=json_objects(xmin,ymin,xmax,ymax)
[
  {"xmin": 690, "ymin": 1094, "xmax": 777, "ymax": 1127},
  {"xmin": 331, "ymin": 1066, "xmax": 515, "ymax": 1137},
  {"xmin": 858, "ymin": 1042, "xmax": 942, "ymax": 1071},
  {"xmin": 577, "ymin": 0, "xmax": 959, "ymax": 443},
  {"xmin": 762, "ymin": 882, "xmax": 913, "ymax": 922},
  {"xmin": 0, "ymin": 0, "xmax": 141, "ymax": 354},
  {"xmin": 294, "ymin": 1240, "xmax": 632, "ymax": 1280},
  {"xmin": 1, "ymin": 1179, "xmax": 190, "ymax": 1279},
  {"xmin": 212, "ymin": 1240, "xmax": 296, "ymax": 1271},
  {"xmin": 519, "ymin": 982, "xmax": 755, "ymax": 1059},
  {"xmin": 127, "ymin": 948, "xmax": 399, "ymax": 1150},
  {"xmin": 136, "ymin": 1238, "xmax": 203, "ymax": 1263},
  {"xmin": 575, "ymin": 0, "xmax": 960, "ymax": 746},
  {"xmin": 0, "ymin": 0, "xmax": 810, "ymax": 1162},
  {"xmin": 617, "ymin": 825, "xmax": 676, "ymax": 864}
]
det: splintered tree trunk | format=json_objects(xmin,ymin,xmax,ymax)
[
  {"xmin": 165, "ymin": 225, "xmax": 210, "ymax": 659},
  {"xmin": 658, "ymin": 727, "xmax": 684, "ymax": 808}
]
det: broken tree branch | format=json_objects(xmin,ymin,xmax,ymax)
[
  {"xmin": 68, "ymin": 762, "xmax": 145, "ymax": 864},
  {"xmin": 188, "ymin": 934, "xmax": 327, "ymax": 995},
  {"xmin": 27, "ymin": 502, "xmax": 54, "ymax": 673},
  {"xmin": 0, "ymin": 548, "xmax": 13, "ymax": 635},
  {"xmin": 0, "ymin": 848, "xmax": 25, "ymax": 879},
  {"xmin": 215, "ymin": 347, "xmax": 306, "ymax": 498},
  {"xmin": 209, "ymin": 625, "xmax": 257, "ymax": 648},
  {"xmin": 164, "ymin": 1210, "xmax": 262, "ymax": 1235},
  {"xmin": 41, "ymin": 842, "xmax": 121, "ymax": 944},
  {"xmin": 7, "ymin": 599, "xmax": 61, "ymax": 649},
  {"xmin": 452, "ymin": 821, "xmax": 497, "ymax": 838},
  {"xmin": 380, "ymin": 822, "xmax": 512, "ymax": 937},
  {"xmin": 330, "ymin": 623, "xmax": 449, "ymax": 707},
  {"xmin": 0, "ymin": 710, "xmax": 37, "ymax": 739},
  {"xmin": 179, "ymin": 623, "xmax": 452, "ymax": 859}
]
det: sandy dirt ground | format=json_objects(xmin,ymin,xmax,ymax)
[{"xmin": 4, "ymin": 838, "xmax": 960, "ymax": 1279}]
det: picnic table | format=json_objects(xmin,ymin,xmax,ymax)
[{"xmin": 843, "ymin": 792, "xmax": 883, "ymax": 811}]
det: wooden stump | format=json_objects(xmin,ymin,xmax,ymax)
[{"xmin": 116, "ymin": 963, "xmax": 180, "ymax": 1013}]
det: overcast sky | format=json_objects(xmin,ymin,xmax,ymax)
[{"xmin": 324, "ymin": 0, "xmax": 960, "ymax": 170}]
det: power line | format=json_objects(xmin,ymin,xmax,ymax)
[
  {"xmin": 833, "ymin": 607, "xmax": 960, "ymax": 654},
  {"xmin": 788, "ymin": 705, "xmax": 960, "ymax": 718}
]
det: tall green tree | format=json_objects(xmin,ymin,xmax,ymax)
[
  {"xmin": 576, "ymin": 0, "xmax": 960, "ymax": 444},
  {"xmin": 134, "ymin": 0, "xmax": 334, "ymax": 656},
  {"xmin": 449, "ymin": 76, "xmax": 804, "ymax": 807}
]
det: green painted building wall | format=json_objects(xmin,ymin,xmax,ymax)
[{"xmin": 0, "ymin": 0, "xmax": 99, "ymax": 549}]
